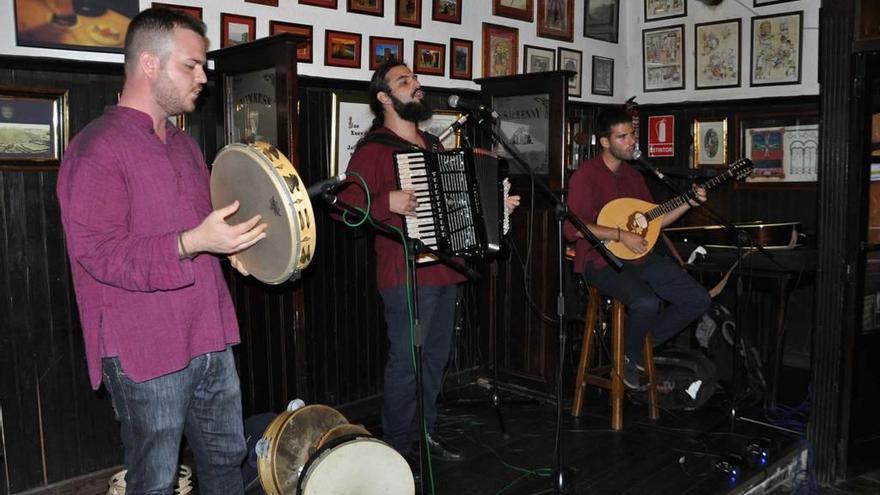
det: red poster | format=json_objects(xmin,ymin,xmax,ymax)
[{"xmin": 647, "ymin": 115, "xmax": 674, "ymax": 157}]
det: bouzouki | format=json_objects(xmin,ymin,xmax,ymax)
[{"xmin": 597, "ymin": 158, "xmax": 754, "ymax": 260}]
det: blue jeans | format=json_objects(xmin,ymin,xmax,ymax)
[
  {"xmin": 102, "ymin": 347, "xmax": 246, "ymax": 495},
  {"xmin": 583, "ymin": 254, "xmax": 711, "ymax": 364},
  {"xmin": 380, "ymin": 284, "xmax": 457, "ymax": 453}
]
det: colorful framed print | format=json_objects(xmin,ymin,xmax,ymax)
[
  {"xmin": 245, "ymin": 0, "xmax": 279, "ymax": 5},
  {"xmin": 645, "ymin": 0, "xmax": 686, "ymax": 22},
  {"xmin": 0, "ymin": 86, "xmax": 68, "ymax": 170},
  {"xmin": 736, "ymin": 111, "xmax": 818, "ymax": 186},
  {"xmin": 221, "ymin": 13, "xmax": 256, "ymax": 48},
  {"xmin": 643, "ymin": 24, "xmax": 685, "ymax": 92},
  {"xmin": 537, "ymin": 0, "xmax": 574, "ymax": 42},
  {"xmin": 584, "ymin": 0, "xmax": 618, "ymax": 43},
  {"xmin": 299, "ymin": 0, "xmax": 338, "ymax": 8},
  {"xmin": 558, "ymin": 47, "xmax": 582, "ymax": 97},
  {"xmin": 751, "ymin": 12, "xmax": 803, "ymax": 87},
  {"xmin": 14, "ymin": 0, "xmax": 138, "ymax": 53},
  {"xmin": 395, "ymin": 0, "xmax": 421, "ymax": 27},
  {"xmin": 492, "ymin": 0, "xmax": 534, "ymax": 22},
  {"xmin": 482, "ymin": 23, "xmax": 519, "ymax": 78},
  {"xmin": 695, "ymin": 19, "xmax": 740, "ymax": 90},
  {"xmin": 433, "ymin": 0, "xmax": 462, "ymax": 24},
  {"xmin": 369, "ymin": 36, "xmax": 403, "ymax": 70},
  {"xmin": 348, "ymin": 0, "xmax": 384, "ymax": 16},
  {"xmin": 692, "ymin": 117, "xmax": 727, "ymax": 167},
  {"xmin": 591, "ymin": 55, "xmax": 614, "ymax": 96},
  {"xmin": 325, "ymin": 30, "xmax": 362, "ymax": 68},
  {"xmin": 413, "ymin": 41, "xmax": 446, "ymax": 76},
  {"xmin": 270, "ymin": 21, "xmax": 313, "ymax": 63},
  {"xmin": 420, "ymin": 110, "xmax": 464, "ymax": 149},
  {"xmin": 450, "ymin": 38, "xmax": 473, "ymax": 80},
  {"xmin": 523, "ymin": 45, "xmax": 555, "ymax": 74},
  {"xmin": 151, "ymin": 2, "xmax": 202, "ymax": 19}
]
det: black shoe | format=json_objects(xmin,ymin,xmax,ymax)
[
  {"xmin": 415, "ymin": 434, "xmax": 465, "ymax": 462},
  {"xmin": 621, "ymin": 357, "xmax": 646, "ymax": 391}
]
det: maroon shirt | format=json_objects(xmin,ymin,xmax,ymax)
[
  {"xmin": 57, "ymin": 106, "xmax": 239, "ymax": 389},
  {"xmin": 564, "ymin": 154, "xmax": 653, "ymax": 272},
  {"xmin": 337, "ymin": 126, "xmax": 465, "ymax": 291}
]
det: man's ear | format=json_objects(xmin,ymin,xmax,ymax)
[
  {"xmin": 599, "ymin": 136, "xmax": 610, "ymax": 149},
  {"xmin": 376, "ymin": 90, "xmax": 392, "ymax": 106},
  {"xmin": 140, "ymin": 51, "xmax": 160, "ymax": 79}
]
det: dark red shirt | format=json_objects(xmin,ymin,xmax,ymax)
[{"xmin": 564, "ymin": 154, "xmax": 653, "ymax": 272}]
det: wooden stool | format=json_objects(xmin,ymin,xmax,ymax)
[{"xmin": 571, "ymin": 287, "xmax": 659, "ymax": 430}]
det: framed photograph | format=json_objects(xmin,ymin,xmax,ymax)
[
  {"xmin": 270, "ymin": 21, "xmax": 313, "ymax": 63},
  {"xmin": 537, "ymin": 0, "xmax": 574, "ymax": 42},
  {"xmin": 645, "ymin": 0, "xmax": 686, "ymax": 22},
  {"xmin": 433, "ymin": 0, "xmax": 462, "ymax": 24},
  {"xmin": 420, "ymin": 110, "xmax": 464, "ymax": 149},
  {"xmin": 482, "ymin": 23, "xmax": 519, "ymax": 78},
  {"xmin": 493, "ymin": 0, "xmax": 534, "ymax": 22},
  {"xmin": 395, "ymin": 0, "xmax": 422, "ymax": 28},
  {"xmin": 413, "ymin": 41, "xmax": 446, "ymax": 76},
  {"xmin": 348, "ymin": 0, "xmax": 384, "ymax": 16},
  {"xmin": 692, "ymin": 118, "xmax": 727, "ymax": 167},
  {"xmin": 245, "ymin": 0, "xmax": 279, "ymax": 5},
  {"xmin": 736, "ymin": 112, "xmax": 818, "ymax": 185},
  {"xmin": 369, "ymin": 37, "xmax": 403, "ymax": 70},
  {"xmin": 584, "ymin": 0, "xmax": 619, "ymax": 44},
  {"xmin": 221, "ymin": 14, "xmax": 256, "ymax": 48},
  {"xmin": 754, "ymin": 0, "xmax": 796, "ymax": 5},
  {"xmin": 14, "ymin": 0, "xmax": 138, "ymax": 53},
  {"xmin": 695, "ymin": 19, "xmax": 740, "ymax": 90},
  {"xmin": 592, "ymin": 55, "xmax": 614, "ymax": 96},
  {"xmin": 643, "ymin": 24, "xmax": 685, "ymax": 92},
  {"xmin": 558, "ymin": 47, "xmax": 582, "ymax": 97},
  {"xmin": 151, "ymin": 2, "xmax": 202, "ymax": 19},
  {"xmin": 450, "ymin": 38, "xmax": 474, "ymax": 80},
  {"xmin": 331, "ymin": 93, "xmax": 372, "ymax": 175},
  {"xmin": 325, "ymin": 30, "xmax": 362, "ymax": 68},
  {"xmin": 751, "ymin": 12, "xmax": 803, "ymax": 87},
  {"xmin": 523, "ymin": 45, "xmax": 555, "ymax": 74},
  {"xmin": 300, "ymin": 0, "xmax": 337, "ymax": 7},
  {"xmin": 0, "ymin": 86, "xmax": 68, "ymax": 170}
]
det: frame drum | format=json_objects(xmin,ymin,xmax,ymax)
[
  {"xmin": 298, "ymin": 436, "xmax": 415, "ymax": 495},
  {"xmin": 210, "ymin": 142, "xmax": 316, "ymax": 284}
]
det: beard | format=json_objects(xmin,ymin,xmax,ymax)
[
  {"xmin": 608, "ymin": 144, "xmax": 635, "ymax": 162},
  {"xmin": 154, "ymin": 70, "xmax": 195, "ymax": 117},
  {"xmin": 389, "ymin": 93, "xmax": 433, "ymax": 123}
]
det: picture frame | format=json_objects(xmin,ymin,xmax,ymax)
[
  {"xmin": 419, "ymin": 110, "xmax": 464, "ymax": 149},
  {"xmin": 245, "ymin": 0, "xmax": 279, "ymax": 6},
  {"xmin": 492, "ymin": 0, "xmax": 534, "ymax": 22},
  {"xmin": 151, "ymin": 2, "xmax": 202, "ymax": 19},
  {"xmin": 225, "ymin": 68, "xmax": 278, "ymax": 146},
  {"xmin": 348, "ymin": 0, "xmax": 384, "ymax": 17},
  {"xmin": 754, "ymin": 0, "xmax": 797, "ymax": 6},
  {"xmin": 269, "ymin": 21, "xmax": 313, "ymax": 63},
  {"xmin": 413, "ymin": 41, "xmax": 446, "ymax": 77},
  {"xmin": 221, "ymin": 13, "xmax": 256, "ymax": 48},
  {"xmin": 644, "ymin": 0, "xmax": 686, "ymax": 22},
  {"xmin": 692, "ymin": 117, "xmax": 728, "ymax": 167},
  {"xmin": 369, "ymin": 37, "xmax": 404, "ymax": 70},
  {"xmin": 482, "ymin": 23, "xmax": 519, "ymax": 78},
  {"xmin": 331, "ymin": 93, "xmax": 372, "ymax": 175},
  {"xmin": 643, "ymin": 24, "xmax": 685, "ymax": 92},
  {"xmin": 299, "ymin": 0, "xmax": 338, "ymax": 8},
  {"xmin": 325, "ymin": 30, "xmax": 362, "ymax": 68},
  {"xmin": 584, "ymin": 0, "xmax": 619, "ymax": 44},
  {"xmin": 751, "ymin": 12, "xmax": 803, "ymax": 87},
  {"xmin": 558, "ymin": 47, "xmax": 582, "ymax": 97},
  {"xmin": 695, "ymin": 19, "xmax": 740, "ymax": 90},
  {"xmin": 395, "ymin": 0, "xmax": 422, "ymax": 28},
  {"xmin": 523, "ymin": 45, "xmax": 555, "ymax": 74},
  {"xmin": 0, "ymin": 86, "xmax": 68, "ymax": 170},
  {"xmin": 591, "ymin": 55, "xmax": 614, "ymax": 96},
  {"xmin": 735, "ymin": 111, "xmax": 818, "ymax": 186},
  {"xmin": 450, "ymin": 38, "xmax": 474, "ymax": 80},
  {"xmin": 14, "ymin": 0, "xmax": 139, "ymax": 53},
  {"xmin": 433, "ymin": 0, "xmax": 462, "ymax": 24},
  {"xmin": 537, "ymin": 0, "xmax": 574, "ymax": 42}
]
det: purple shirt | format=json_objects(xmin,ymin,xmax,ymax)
[{"xmin": 57, "ymin": 106, "xmax": 239, "ymax": 389}]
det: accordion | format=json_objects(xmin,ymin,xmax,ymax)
[{"xmin": 393, "ymin": 148, "xmax": 510, "ymax": 260}]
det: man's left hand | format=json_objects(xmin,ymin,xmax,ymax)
[
  {"xmin": 505, "ymin": 195, "xmax": 521, "ymax": 213},
  {"xmin": 229, "ymin": 254, "xmax": 250, "ymax": 276},
  {"xmin": 689, "ymin": 186, "xmax": 707, "ymax": 207}
]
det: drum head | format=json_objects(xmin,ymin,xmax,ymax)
[{"xmin": 299, "ymin": 437, "xmax": 415, "ymax": 495}]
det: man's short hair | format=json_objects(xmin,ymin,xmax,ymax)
[
  {"xmin": 595, "ymin": 107, "xmax": 632, "ymax": 140},
  {"xmin": 368, "ymin": 58, "xmax": 407, "ymax": 125},
  {"xmin": 124, "ymin": 8, "xmax": 207, "ymax": 75}
]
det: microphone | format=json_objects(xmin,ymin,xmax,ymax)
[
  {"xmin": 447, "ymin": 94, "xmax": 499, "ymax": 122},
  {"xmin": 631, "ymin": 150, "xmax": 716, "ymax": 180},
  {"xmin": 631, "ymin": 149, "xmax": 666, "ymax": 180},
  {"xmin": 437, "ymin": 112, "xmax": 469, "ymax": 143},
  {"xmin": 307, "ymin": 173, "xmax": 346, "ymax": 198}
]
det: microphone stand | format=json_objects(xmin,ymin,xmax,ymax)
[{"xmin": 476, "ymin": 117, "xmax": 621, "ymax": 494}]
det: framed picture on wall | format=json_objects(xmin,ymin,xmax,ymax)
[
  {"xmin": 299, "ymin": 0, "xmax": 338, "ymax": 8},
  {"xmin": 537, "ymin": 0, "xmax": 574, "ymax": 42},
  {"xmin": 395, "ymin": 0, "xmax": 422, "ymax": 27},
  {"xmin": 645, "ymin": 0, "xmax": 686, "ymax": 22},
  {"xmin": 221, "ymin": 14, "xmax": 256, "ymax": 48},
  {"xmin": 15, "ymin": 0, "xmax": 139, "ymax": 52},
  {"xmin": 692, "ymin": 117, "xmax": 728, "ymax": 167},
  {"xmin": 420, "ymin": 110, "xmax": 464, "ymax": 149},
  {"xmin": 369, "ymin": 37, "xmax": 403, "ymax": 70},
  {"xmin": 751, "ymin": 11, "xmax": 803, "ymax": 87},
  {"xmin": 450, "ymin": 38, "xmax": 474, "ymax": 80},
  {"xmin": 413, "ymin": 41, "xmax": 446, "ymax": 76},
  {"xmin": 754, "ymin": 0, "xmax": 797, "ymax": 6},
  {"xmin": 332, "ymin": 93, "xmax": 371, "ymax": 175},
  {"xmin": 325, "ymin": 30, "xmax": 362, "ymax": 68},
  {"xmin": 0, "ymin": 86, "xmax": 68, "ymax": 170},
  {"xmin": 151, "ymin": 2, "xmax": 202, "ymax": 19},
  {"xmin": 348, "ymin": 0, "xmax": 384, "ymax": 16},
  {"xmin": 245, "ymin": 0, "xmax": 279, "ymax": 5},
  {"xmin": 482, "ymin": 23, "xmax": 519, "ymax": 78},
  {"xmin": 270, "ymin": 21, "xmax": 313, "ymax": 63},
  {"xmin": 584, "ymin": 0, "xmax": 619, "ymax": 43},
  {"xmin": 492, "ymin": 0, "xmax": 534, "ymax": 22},
  {"xmin": 558, "ymin": 47, "xmax": 582, "ymax": 97},
  {"xmin": 523, "ymin": 45, "xmax": 555, "ymax": 74},
  {"xmin": 736, "ymin": 111, "xmax": 818, "ymax": 186},
  {"xmin": 592, "ymin": 55, "xmax": 614, "ymax": 96},
  {"xmin": 643, "ymin": 24, "xmax": 685, "ymax": 92},
  {"xmin": 695, "ymin": 18, "xmax": 740, "ymax": 89},
  {"xmin": 433, "ymin": 0, "xmax": 462, "ymax": 23}
]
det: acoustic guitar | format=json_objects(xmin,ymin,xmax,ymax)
[{"xmin": 597, "ymin": 158, "xmax": 754, "ymax": 260}]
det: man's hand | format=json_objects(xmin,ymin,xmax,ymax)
[
  {"xmin": 505, "ymin": 195, "xmax": 521, "ymax": 213},
  {"xmin": 389, "ymin": 190, "xmax": 418, "ymax": 216},
  {"xmin": 619, "ymin": 230, "xmax": 648, "ymax": 256},
  {"xmin": 228, "ymin": 254, "xmax": 250, "ymax": 276},
  {"xmin": 181, "ymin": 201, "xmax": 268, "ymax": 256},
  {"xmin": 688, "ymin": 185, "xmax": 707, "ymax": 207}
]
